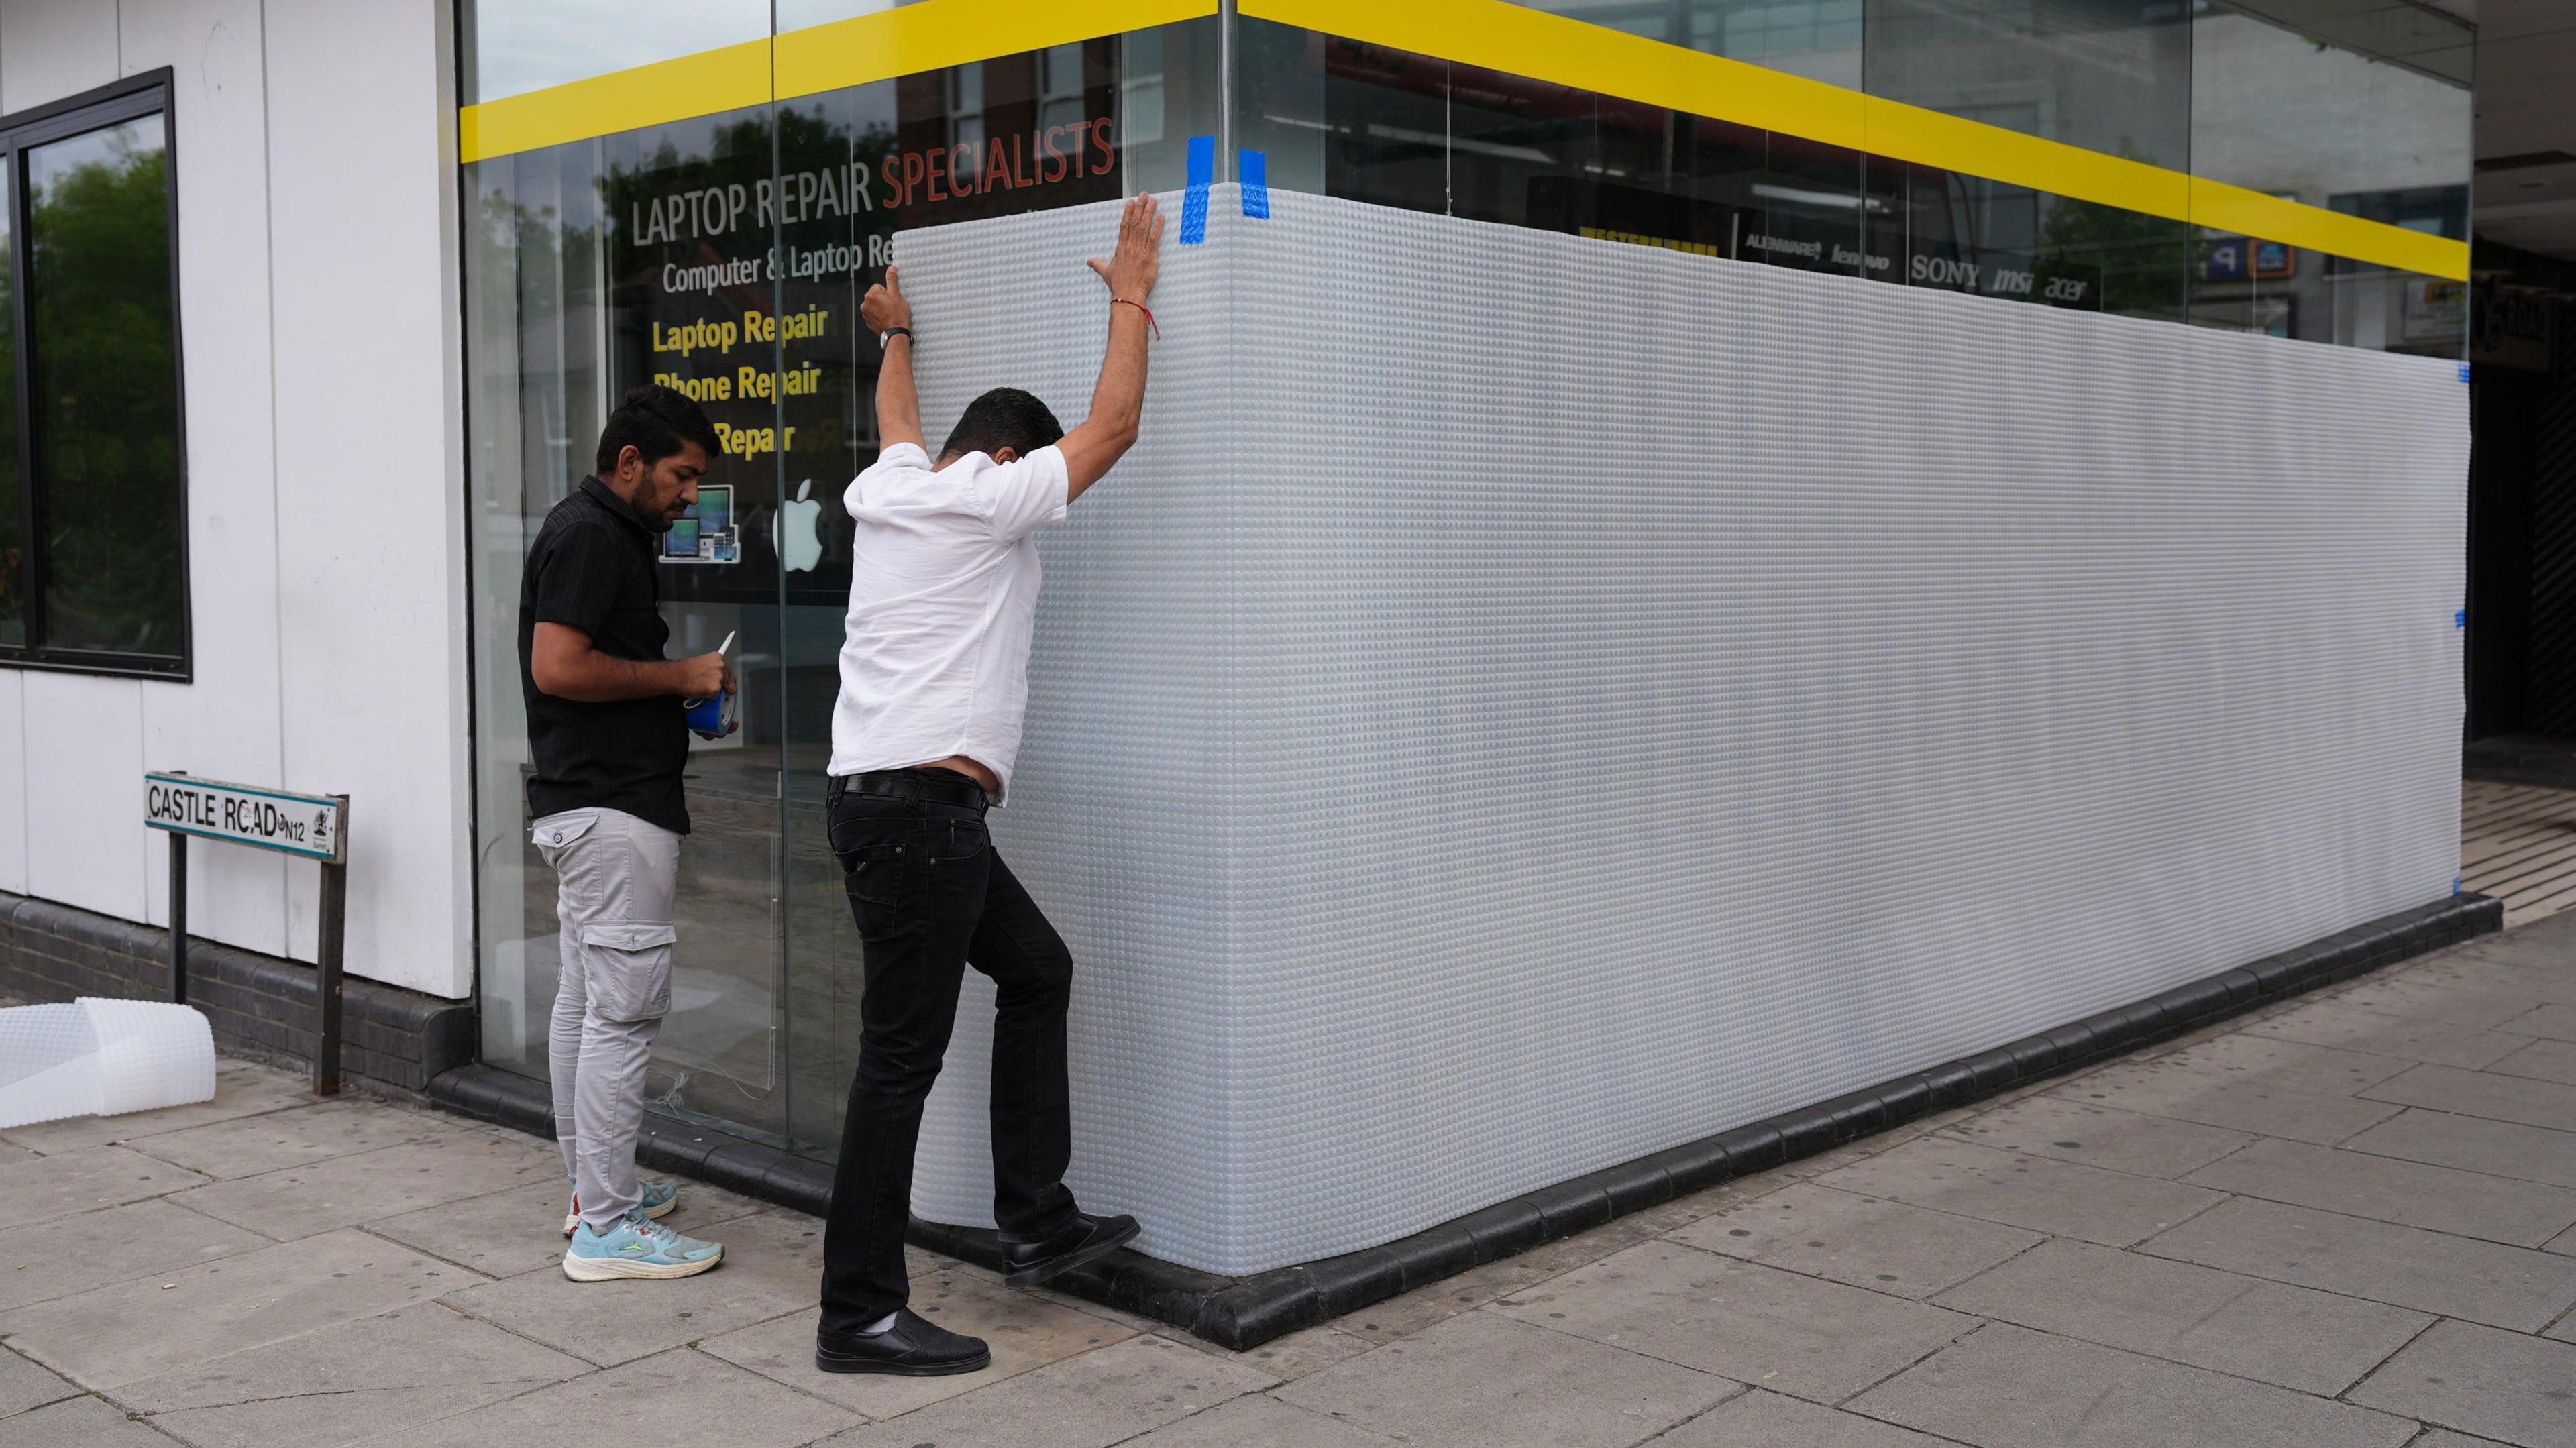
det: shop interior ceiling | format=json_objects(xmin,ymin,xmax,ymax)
[{"xmin": 2467, "ymin": 0, "xmax": 2576, "ymax": 264}]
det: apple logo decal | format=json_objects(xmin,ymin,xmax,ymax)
[{"xmin": 777, "ymin": 479, "xmax": 824, "ymax": 573}]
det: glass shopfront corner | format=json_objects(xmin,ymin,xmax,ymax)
[
  {"xmin": 463, "ymin": 4, "xmax": 1217, "ymax": 1153},
  {"xmin": 459, "ymin": 0, "xmax": 2470, "ymax": 1163}
]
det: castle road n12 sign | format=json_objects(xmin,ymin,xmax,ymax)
[{"xmin": 144, "ymin": 774, "xmax": 345, "ymax": 862}]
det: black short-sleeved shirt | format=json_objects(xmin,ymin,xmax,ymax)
[{"xmin": 518, "ymin": 477, "xmax": 690, "ymax": 834}]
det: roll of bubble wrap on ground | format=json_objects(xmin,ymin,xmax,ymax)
[
  {"xmin": 894, "ymin": 184, "xmax": 2466, "ymax": 1278},
  {"xmin": 0, "ymin": 999, "xmax": 216, "ymax": 1128}
]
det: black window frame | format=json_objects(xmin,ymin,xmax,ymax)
[{"xmin": 0, "ymin": 69, "xmax": 189, "ymax": 681}]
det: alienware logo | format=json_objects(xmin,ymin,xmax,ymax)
[{"xmin": 776, "ymin": 480, "xmax": 824, "ymax": 573}]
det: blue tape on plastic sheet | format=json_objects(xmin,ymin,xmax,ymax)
[
  {"xmin": 1241, "ymin": 150, "xmax": 1271, "ymax": 219},
  {"xmin": 1182, "ymin": 135, "xmax": 1214, "ymax": 245},
  {"xmin": 2457, "ymin": 608, "xmax": 2468, "ymax": 628},
  {"xmin": 2461, "ymin": 363, "xmax": 2473, "ymax": 383}
]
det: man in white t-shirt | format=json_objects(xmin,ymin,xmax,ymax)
[{"xmin": 812, "ymin": 194, "xmax": 1165, "ymax": 1378}]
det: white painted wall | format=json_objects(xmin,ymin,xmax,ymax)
[{"xmin": 0, "ymin": 0, "xmax": 472, "ymax": 999}]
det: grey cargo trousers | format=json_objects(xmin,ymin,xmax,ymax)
[{"xmin": 533, "ymin": 806, "xmax": 679, "ymax": 1232}]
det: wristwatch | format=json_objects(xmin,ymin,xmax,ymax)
[{"xmin": 880, "ymin": 326, "xmax": 912, "ymax": 349}]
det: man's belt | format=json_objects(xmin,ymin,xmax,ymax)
[{"xmin": 847, "ymin": 769, "xmax": 991, "ymax": 811}]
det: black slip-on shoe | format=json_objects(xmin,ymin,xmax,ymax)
[
  {"xmin": 1000, "ymin": 1212, "xmax": 1142, "ymax": 1288},
  {"xmin": 814, "ymin": 1308, "xmax": 991, "ymax": 1376}
]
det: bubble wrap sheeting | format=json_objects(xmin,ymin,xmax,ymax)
[
  {"xmin": 0, "ymin": 1000, "xmax": 213, "ymax": 1127},
  {"xmin": 85, "ymin": 999, "xmax": 217, "ymax": 1118},
  {"xmin": 890, "ymin": 185, "xmax": 2465, "ymax": 1277},
  {"xmin": 0, "ymin": 1004, "xmax": 98, "ymax": 1127}
]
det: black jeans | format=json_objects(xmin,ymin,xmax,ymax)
[{"xmin": 818, "ymin": 771, "xmax": 1079, "ymax": 1334}]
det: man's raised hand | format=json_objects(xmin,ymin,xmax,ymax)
[
  {"xmin": 1087, "ymin": 194, "xmax": 1165, "ymax": 305},
  {"xmin": 862, "ymin": 265, "xmax": 911, "ymax": 334}
]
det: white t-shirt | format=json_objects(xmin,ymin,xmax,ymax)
[{"xmin": 828, "ymin": 441, "xmax": 1071, "ymax": 798}]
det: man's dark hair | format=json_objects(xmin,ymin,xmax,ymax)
[
  {"xmin": 594, "ymin": 384, "xmax": 721, "ymax": 476},
  {"xmin": 940, "ymin": 387, "xmax": 1065, "ymax": 462}
]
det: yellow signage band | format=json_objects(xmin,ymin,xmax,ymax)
[
  {"xmin": 460, "ymin": 36, "xmax": 775, "ymax": 168},
  {"xmin": 458, "ymin": 0, "xmax": 1219, "ymax": 166},
  {"xmin": 457, "ymin": 0, "xmax": 2468, "ymax": 282}
]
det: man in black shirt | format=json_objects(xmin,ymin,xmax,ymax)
[{"xmin": 519, "ymin": 384, "xmax": 734, "ymax": 1282}]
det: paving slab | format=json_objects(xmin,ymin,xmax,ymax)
[
  {"xmin": 1936, "ymin": 1095, "xmax": 2252, "ymax": 1179},
  {"xmin": 1930, "ymin": 1237, "xmax": 2430, "ymax": 1395},
  {"xmin": 2488, "ymin": 1037, "xmax": 2576, "ymax": 1087},
  {"xmin": 1275, "ymin": 1311, "xmax": 1728, "ymax": 1448},
  {"xmin": 0, "ymin": 1197, "xmax": 265, "ymax": 1313},
  {"xmin": 2503, "ymin": 1003, "xmax": 2576, "ymax": 1042},
  {"xmin": 2055, "ymin": 1060, "xmax": 2404, "ymax": 1144},
  {"xmin": 699, "ymin": 1266, "xmax": 1136, "ymax": 1419},
  {"xmin": 1847, "ymin": 1321, "xmax": 2418, "ymax": 1448},
  {"xmin": 0, "ymin": 1227, "xmax": 475, "ymax": 1388},
  {"xmin": 0, "ymin": 1058, "xmax": 315, "ymax": 1154},
  {"xmin": 437, "ymin": 1209, "xmax": 834, "ymax": 1368},
  {"xmin": 0, "ymin": 1144, "xmax": 209, "ymax": 1230},
  {"xmin": 2243, "ymin": 998, "xmax": 2534, "ymax": 1070},
  {"xmin": 2343, "ymin": 1109, "xmax": 2576, "ymax": 1190},
  {"xmin": 2348, "ymin": 1318, "xmax": 2576, "ymax": 1447},
  {"xmin": 2362, "ymin": 1064, "xmax": 2576, "ymax": 1133},
  {"xmin": 2182, "ymin": 1136, "xmax": 2576, "ymax": 1247},
  {"xmin": 2414, "ymin": 953, "xmax": 2576, "ymax": 1005},
  {"xmin": 121, "ymin": 1101, "xmax": 462, "ymax": 1180},
  {"xmin": 1668, "ymin": 1182, "xmax": 2042, "ymax": 1300},
  {"xmin": 1662, "ymin": 1389, "xmax": 1971, "ymax": 1447},
  {"xmin": 357, "ymin": 1345, "xmax": 856, "ymax": 1448},
  {"xmin": 1489, "ymin": 1240, "xmax": 1971, "ymax": 1403},
  {"xmin": 2145, "ymin": 1032, "xmax": 2420, "ymax": 1095},
  {"xmin": 174, "ymin": 1131, "xmax": 563, "ymax": 1241},
  {"xmin": 1111, "ymin": 1392, "xmax": 1404, "ymax": 1447},
  {"xmin": 2321, "ymin": 976, "xmax": 2542, "ymax": 1030},
  {"xmin": 1167, "ymin": 1322, "xmax": 1377, "ymax": 1384},
  {"xmin": 2407, "ymin": 1433, "xmax": 2520, "ymax": 1448},
  {"xmin": 114, "ymin": 1301, "xmax": 590, "ymax": 1448},
  {"xmin": 1811, "ymin": 1137, "xmax": 2222, "ymax": 1246},
  {"xmin": 2438, "ymin": 910, "xmax": 2576, "ymax": 966},
  {"xmin": 2139, "ymin": 1196, "xmax": 2576, "ymax": 1331},
  {"xmin": 0, "ymin": 1347, "xmax": 75, "ymax": 1421},
  {"xmin": 826, "ymin": 1333, "xmax": 1280, "ymax": 1447},
  {"xmin": 1331, "ymin": 1211, "xmax": 1678, "ymax": 1345},
  {"xmin": 371, "ymin": 1174, "xmax": 769, "ymax": 1280},
  {"xmin": 0, "ymin": 1393, "xmax": 164, "ymax": 1447}
]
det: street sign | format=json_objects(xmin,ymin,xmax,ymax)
[
  {"xmin": 143, "ymin": 771, "xmax": 350, "ymax": 1094},
  {"xmin": 144, "ymin": 773, "xmax": 345, "ymax": 863}
]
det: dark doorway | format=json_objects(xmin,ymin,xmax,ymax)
[{"xmin": 2465, "ymin": 240, "xmax": 2576, "ymax": 784}]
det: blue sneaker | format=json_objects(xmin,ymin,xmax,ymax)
[
  {"xmin": 562, "ymin": 1181, "xmax": 678, "ymax": 1237},
  {"xmin": 561, "ymin": 1210, "xmax": 724, "ymax": 1282}
]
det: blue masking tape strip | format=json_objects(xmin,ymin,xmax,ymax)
[
  {"xmin": 2461, "ymin": 363, "xmax": 2473, "ymax": 383},
  {"xmin": 1241, "ymin": 149, "xmax": 1270, "ymax": 218},
  {"xmin": 2457, "ymin": 608, "xmax": 2468, "ymax": 628},
  {"xmin": 1181, "ymin": 134, "xmax": 1214, "ymax": 244}
]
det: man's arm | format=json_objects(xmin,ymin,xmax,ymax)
[
  {"xmin": 531, "ymin": 622, "xmax": 729, "ymax": 702},
  {"xmin": 861, "ymin": 266, "xmax": 926, "ymax": 453},
  {"xmin": 1056, "ymin": 193, "xmax": 1166, "ymax": 502}
]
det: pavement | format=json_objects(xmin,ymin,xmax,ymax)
[{"xmin": 8, "ymin": 918, "xmax": 2576, "ymax": 1447}]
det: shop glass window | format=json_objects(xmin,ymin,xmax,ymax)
[
  {"xmin": 462, "ymin": 0, "xmax": 767, "ymax": 104},
  {"xmin": 1865, "ymin": 0, "xmax": 2192, "ymax": 172},
  {"xmin": 463, "ymin": 5, "xmax": 1219, "ymax": 1151},
  {"xmin": 2190, "ymin": 0, "xmax": 2469, "ymax": 352},
  {"xmin": 0, "ymin": 80, "xmax": 186, "ymax": 675},
  {"xmin": 1505, "ymin": 0, "xmax": 1864, "ymax": 87}
]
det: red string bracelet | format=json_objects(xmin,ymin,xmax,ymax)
[{"xmin": 1114, "ymin": 298, "xmax": 1159, "ymax": 339}]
